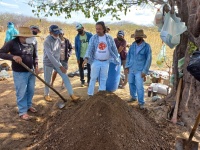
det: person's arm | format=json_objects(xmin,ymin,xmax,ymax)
[
  {"xmin": 33, "ymin": 42, "xmax": 39, "ymax": 74},
  {"xmin": 67, "ymin": 39, "xmax": 73, "ymax": 57},
  {"xmin": 44, "ymin": 40, "xmax": 61, "ymax": 69},
  {"xmin": 142, "ymin": 44, "xmax": 152, "ymax": 75}
]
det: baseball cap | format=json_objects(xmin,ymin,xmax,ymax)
[
  {"xmin": 49, "ymin": 25, "xmax": 61, "ymax": 35},
  {"xmin": 30, "ymin": 25, "xmax": 41, "ymax": 32},
  {"xmin": 118, "ymin": 30, "xmax": 125, "ymax": 36},
  {"xmin": 76, "ymin": 23, "xmax": 83, "ymax": 30}
]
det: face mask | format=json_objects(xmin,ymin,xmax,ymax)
[
  {"xmin": 51, "ymin": 35, "xmax": 59, "ymax": 40},
  {"xmin": 26, "ymin": 37, "xmax": 36, "ymax": 44},
  {"xmin": 78, "ymin": 30, "xmax": 83, "ymax": 35},
  {"xmin": 32, "ymin": 31, "xmax": 38, "ymax": 35},
  {"xmin": 135, "ymin": 39, "xmax": 142, "ymax": 44},
  {"xmin": 117, "ymin": 37, "xmax": 123, "ymax": 41}
]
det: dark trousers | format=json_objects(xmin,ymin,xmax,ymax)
[{"xmin": 79, "ymin": 57, "xmax": 91, "ymax": 84}]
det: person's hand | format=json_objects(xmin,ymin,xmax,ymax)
[
  {"xmin": 60, "ymin": 66, "xmax": 67, "ymax": 73},
  {"xmin": 124, "ymin": 68, "xmax": 129, "ymax": 74},
  {"xmin": 35, "ymin": 68, "xmax": 39, "ymax": 75},
  {"xmin": 82, "ymin": 59, "xmax": 88, "ymax": 68},
  {"xmin": 13, "ymin": 56, "xmax": 22, "ymax": 64},
  {"xmin": 118, "ymin": 46, "xmax": 124, "ymax": 53},
  {"xmin": 141, "ymin": 72, "xmax": 146, "ymax": 81}
]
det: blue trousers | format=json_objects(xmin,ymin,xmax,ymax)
[
  {"xmin": 43, "ymin": 65, "xmax": 73, "ymax": 96},
  {"xmin": 13, "ymin": 71, "xmax": 36, "ymax": 116},
  {"xmin": 128, "ymin": 71, "xmax": 145, "ymax": 105}
]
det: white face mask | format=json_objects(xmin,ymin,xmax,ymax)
[
  {"xmin": 51, "ymin": 35, "xmax": 59, "ymax": 40},
  {"xmin": 26, "ymin": 37, "xmax": 36, "ymax": 44}
]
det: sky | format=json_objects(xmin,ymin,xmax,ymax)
[{"xmin": 0, "ymin": 0, "xmax": 159, "ymax": 26}]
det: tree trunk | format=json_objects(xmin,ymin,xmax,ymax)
[{"xmin": 173, "ymin": 0, "xmax": 200, "ymax": 125}]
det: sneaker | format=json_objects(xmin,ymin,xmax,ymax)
[
  {"xmin": 44, "ymin": 95, "xmax": 52, "ymax": 102},
  {"xmin": 81, "ymin": 83, "xmax": 85, "ymax": 87},
  {"xmin": 139, "ymin": 104, "xmax": 145, "ymax": 109},
  {"xmin": 127, "ymin": 98, "xmax": 137, "ymax": 103}
]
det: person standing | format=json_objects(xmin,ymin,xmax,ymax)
[
  {"xmin": 114, "ymin": 30, "xmax": 128, "ymax": 88},
  {"xmin": 0, "ymin": 27, "xmax": 39, "ymax": 120},
  {"xmin": 51, "ymin": 29, "xmax": 73, "ymax": 88},
  {"xmin": 83, "ymin": 21, "xmax": 120, "ymax": 96},
  {"xmin": 43, "ymin": 25, "xmax": 79, "ymax": 102},
  {"xmin": 75, "ymin": 23, "xmax": 93, "ymax": 87},
  {"xmin": 5, "ymin": 22, "xmax": 19, "ymax": 44},
  {"xmin": 125, "ymin": 29, "xmax": 152, "ymax": 109}
]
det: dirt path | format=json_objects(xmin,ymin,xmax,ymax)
[{"xmin": 0, "ymin": 60, "xmax": 199, "ymax": 150}]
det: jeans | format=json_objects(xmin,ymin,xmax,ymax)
[
  {"xmin": 13, "ymin": 71, "xmax": 36, "ymax": 116},
  {"xmin": 128, "ymin": 71, "xmax": 145, "ymax": 105},
  {"xmin": 79, "ymin": 57, "xmax": 91, "ymax": 84},
  {"xmin": 88, "ymin": 60, "xmax": 109, "ymax": 95},
  {"xmin": 44, "ymin": 65, "xmax": 73, "ymax": 96}
]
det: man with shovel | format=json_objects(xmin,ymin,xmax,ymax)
[
  {"xmin": 0, "ymin": 27, "xmax": 39, "ymax": 120},
  {"xmin": 43, "ymin": 25, "xmax": 80, "ymax": 102}
]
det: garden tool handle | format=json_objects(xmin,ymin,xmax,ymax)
[
  {"xmin": 187, "ymin": 111, "xmax": 200, "ymax": 143},
  {"xmin": 20, "ymin": 62, "xmax": 67, "ymax": 102}
]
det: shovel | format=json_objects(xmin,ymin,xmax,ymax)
[
  {"xmin": 175, "ymin": 111, "xmax": 200, "ymax": 150},
  {"xmin": 21, "ymin": 62, "xmax": 67, "ymax": 109}
]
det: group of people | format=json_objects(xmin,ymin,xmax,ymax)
[{"xmin": 0, "ymin": 21, "xmax": 152, "ymax": 120}]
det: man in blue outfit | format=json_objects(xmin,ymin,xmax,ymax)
[
  {"xmin": 74, "ymin": 23, "xmax": 93, "ymax": 87},
  {"xmin": 125, "ymin": 29, "xmax": 152, "ymax": 109}
]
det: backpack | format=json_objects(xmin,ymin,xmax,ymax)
[{"xmin": 187, "ymin": 50, "xmax": 200, "ymax": 82}]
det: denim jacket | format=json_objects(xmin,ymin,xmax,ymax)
[
  {"xmin": 75, "ymin": 31, "xmax": 93, "ymax": 60},
  {"xmin": 84, "ymin": 34, "xmax": 120, "ymax": 65},
  {"xmin": 125, "ymin": 41, "xmax": 152, "ymax": 74}
]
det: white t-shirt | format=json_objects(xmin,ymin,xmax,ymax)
[{"xmin": 94, "ymin": 35, "xmax": 110, "ymax": 60}]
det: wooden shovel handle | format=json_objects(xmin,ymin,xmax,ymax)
[
  {"xmin": 188, "ymin": 111, "xmax": 200, "ymax": 143},
  {"xmin": 20, "ymin": 62, "xmax": 67, "ymax": 102}
]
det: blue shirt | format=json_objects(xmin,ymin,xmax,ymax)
[{"xmin": 125, "ymin": 41, "xmax": 152, "ymax": 74}]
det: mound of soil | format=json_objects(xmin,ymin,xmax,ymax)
[{"xmin": 30, "ymin": 91, "xmax": 174, "ymax": 150}]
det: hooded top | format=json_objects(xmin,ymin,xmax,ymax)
[{"xmin": 5, "ymin": 22, "xmax": 19, "ymax": 42}]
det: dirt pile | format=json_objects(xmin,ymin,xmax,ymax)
[{"xmin": 30, "ymin": 91, "xmax": 174, "ymax": 150}]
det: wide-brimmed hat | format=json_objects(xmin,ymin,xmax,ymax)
[
  {"xmin": 131, "ymin": 29, "xmax": 147, "ymax": 38},
  {"xmin": 14, "ymin": 27, "xmax": 38, "ymax": 37}
]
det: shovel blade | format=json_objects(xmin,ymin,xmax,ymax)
[
  {"xmin": 57, "ymin": 102, "xmax": 66, "ymax": 109},
  {"xmin": 175, "ymin": 138, "xmax": 199, "ymax": 150}
]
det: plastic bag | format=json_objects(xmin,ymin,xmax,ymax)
[
  {"xmin": 160, "ymin": 12, "xmax": 187, "ymax": 49},
  {"xmin": 153, "ymin": 9, "xmax": 163, "ymax": 32},
  {"xmin": 156, "ymin": 44, "xmax": 166, "ymax": 67}
]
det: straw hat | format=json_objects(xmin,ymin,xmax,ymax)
[
  {"xmin": 14, "ymin": 27, "xmax": 38, "ymax": 37},
  {"xmin": 131, "ymin": 29, "xmax": 147, "ymax": 38}
]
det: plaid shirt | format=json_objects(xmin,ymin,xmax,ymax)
[{"xmin": 84, "ymin": 34, "xmax": 120, "ymax": 65}]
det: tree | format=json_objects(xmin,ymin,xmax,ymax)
[{"xmin": 29, "ymin": 0, "xmax": 200, "ymax": 125}]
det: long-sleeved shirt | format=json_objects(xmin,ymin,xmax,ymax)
[
  {"xmin": 125, "ymin": 41, "xmax": 152, "ymax": 74},
  {"xmin": 0, "ymin": 37, "xmax": 38, "ymax": 72},
  {"xmin": 43, "ymin": 35, "xmax": 62, "ymax": 68},
  {"xmin": 84, "ymin": 34, "xmax": 120, "ymax": 65}
]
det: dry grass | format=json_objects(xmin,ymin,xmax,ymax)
[{"xmin": 0, "ymin": 25, "xmax": 174, "ymax": 71}]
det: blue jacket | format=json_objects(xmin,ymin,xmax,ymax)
[
  {"xmin": 84, "ymin": 34, "xmax": 120, "ymax": 65},
  {"xmin": 125, "ymin": 41, "xmax": 152, "ymax": 74},
  {"xmin": 5, "ymin": 24, "xmax": 19, "ymax": 42},
  {"xmin": 75, "ymin": 31, "xmax": 93, "ymax": 60}
]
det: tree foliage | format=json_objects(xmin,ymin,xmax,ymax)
[{"xmin": 28, "ymin": 0, "xmax": 167, "ymax": 21}]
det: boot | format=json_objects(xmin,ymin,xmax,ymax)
[{"xmin": 70, "ymin": 95, "xmax": 80, "ymax": 101}]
